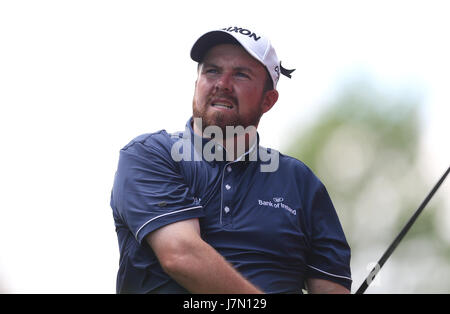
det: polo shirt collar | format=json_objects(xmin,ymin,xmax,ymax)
[{"xmin": 185, "ymin": 117, "xmax": 260, "ymax": 164}]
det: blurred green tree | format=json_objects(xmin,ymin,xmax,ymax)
[{"xmin": 285, "ymin": 78, "xmax": 450, "ymax": 293}]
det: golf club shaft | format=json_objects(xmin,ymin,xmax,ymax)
[{"xmin": 356, "ymin": 165, "xmax": 450, "ymax": 294}]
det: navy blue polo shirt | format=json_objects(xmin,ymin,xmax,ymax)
[{"xmin": 110, "ymin": 118, "xmax": 352, "ymax": 293}]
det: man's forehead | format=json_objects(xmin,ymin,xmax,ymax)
[{"xmin": 202, "ymin": 44, "xmax": 265, "ymax": 70}]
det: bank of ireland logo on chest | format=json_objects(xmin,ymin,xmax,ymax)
[{"xmin": 258, "ymin": 197, "xmax": 296, "ymax": 215}]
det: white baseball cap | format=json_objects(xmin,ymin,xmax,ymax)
[{"xmin": 190, "ymin": 26, "xmax": 294, "ymax": 89}]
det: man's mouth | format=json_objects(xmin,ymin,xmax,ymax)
[
  {"xmin": 212, "ymin": 102, "xmax": 233, "ymax": 109},
  {"xmin": 210, "ymin": 99, "xmax": 235, "ymax": 110}
]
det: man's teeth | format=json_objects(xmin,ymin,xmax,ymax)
[{"xmin": 212, "ymin": 103, "xmax": 233, "ymax": 109}]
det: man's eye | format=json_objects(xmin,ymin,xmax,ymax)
[
  {"xmin": 236, "ymin": 72, "xmax": 250, "ymax": 79},
  {"xmin": 205, "ymin": 69, "xmax": 218, "ymax": 74}
]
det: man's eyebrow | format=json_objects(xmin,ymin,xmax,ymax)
[
  {"xmin": 202, "ymin": 62, "xmax": 220, "ymax": 69},
  {"xmin": 234, "ymin": 66, "xmax": 254, "ymax": 74}
]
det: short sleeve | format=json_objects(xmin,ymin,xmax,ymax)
[
  {"xmin": 111, "ymin": 134, "xmax": 204, "ymax": 244},
  {"xmin": 305, "ymin": 181, "xmax": 352, "ymax": 290}
]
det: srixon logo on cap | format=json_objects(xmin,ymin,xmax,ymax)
[{"xmin": 222, "ymin": 26, "xmax": 261, "ymax": 41}]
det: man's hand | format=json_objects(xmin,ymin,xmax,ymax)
[{"xmin": 146, "ymin": 218, "xmax": 263, "ymax": 294}]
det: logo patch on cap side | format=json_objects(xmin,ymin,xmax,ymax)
[{"xmin": 274, "ymin": 65, "xmax": 280, "ymax": 82}]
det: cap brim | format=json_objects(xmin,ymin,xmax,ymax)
[{"xmin": 190, "ymin": 31, "xmax": 240, "ymax": 62}]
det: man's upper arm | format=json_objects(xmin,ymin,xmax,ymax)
[
  {"xmin": 146, "ymin": 218, "xmax": 201, "ymax": 270},
  {"xmin": 302, "ymin": 171, "xmax": 352, "ymax": 290}
]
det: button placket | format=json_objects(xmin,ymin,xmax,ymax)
[{"xmin": 221, "ymin": 162, "xmax": 234, "ymax": 226}]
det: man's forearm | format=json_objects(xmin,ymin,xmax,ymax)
[
  {"xmin": 306, "ymin": 278, "xmax": 350, "ymax": 294},
  {"xmin": 163, "ymin": 239, "xmax": 263, "ymax": 294}
]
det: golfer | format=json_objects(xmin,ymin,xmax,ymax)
[{"xmin": 110, "ymin": 26, "xmax": 352, "ymax": 294}]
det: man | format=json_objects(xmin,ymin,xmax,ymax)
[{"xmin": 110, "ymin": 26, "xmax": 352, "ymax": 294}]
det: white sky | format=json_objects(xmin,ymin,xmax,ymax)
[{"xmin": 0, "ymin": 0, "xmax": 449, "ymax": 293}]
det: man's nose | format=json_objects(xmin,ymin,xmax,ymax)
[{"xmin": 215, "ymin": 73, "xmax": 233, "ymax": 92}]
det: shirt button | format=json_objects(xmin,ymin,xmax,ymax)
[
  {"xmin": 224, "ymin": 206, "xmax": 230, "ymax": 214},
  {"xmin": 226, "ymin": 166, "xmax": 232, "ymax": 173},
  {"xmin": 225, "ymin": 184, "xmax": 231, "ymax": 190}
]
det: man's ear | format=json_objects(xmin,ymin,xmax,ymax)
[{"xmin": 261, "ymin": 89, "xmax": 279, "ymax": 114}]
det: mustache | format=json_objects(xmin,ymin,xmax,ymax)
[{"xmin": 208, "ymin": 92, "xmax": 238, "ymax": 106}]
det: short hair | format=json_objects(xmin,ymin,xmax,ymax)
[{"xmin": 263, "ymin": 69, "xmax": 274, "ymax": 93}]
